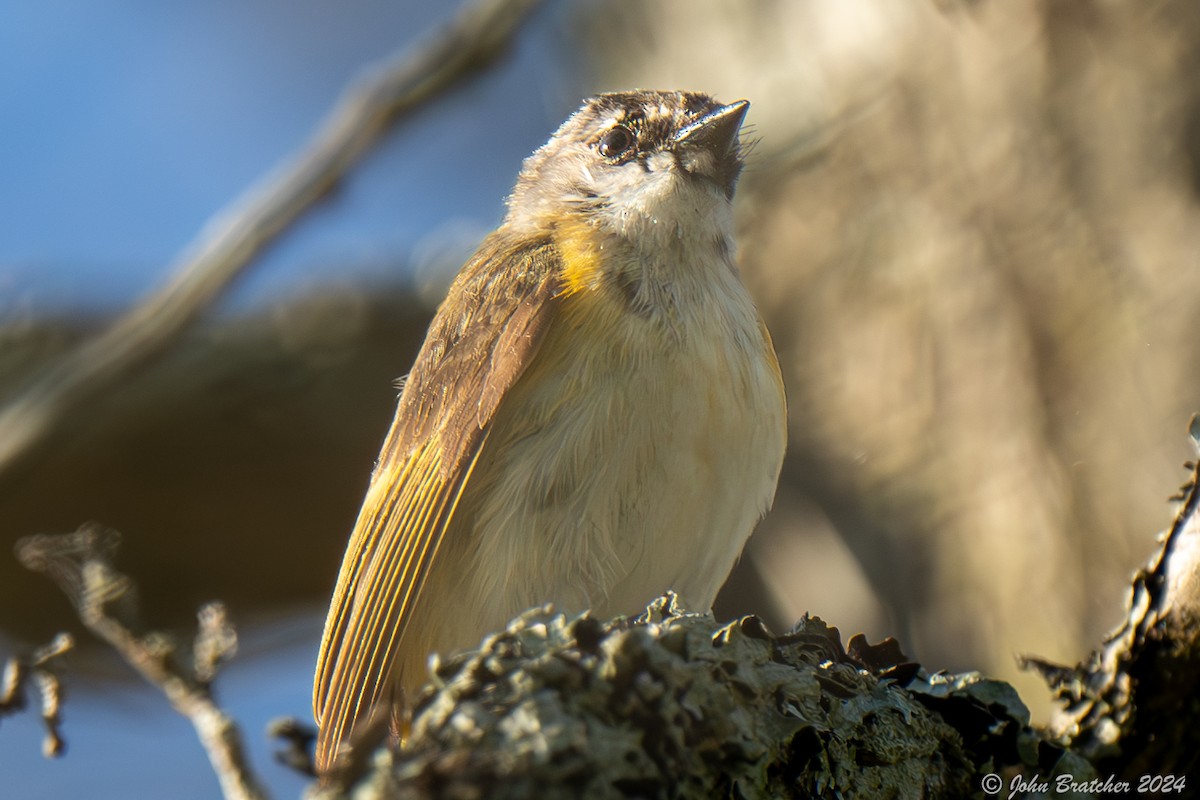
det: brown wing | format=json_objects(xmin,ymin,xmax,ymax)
[{"xmin": 312, "ymin": 233, "xmax": 560, "ymax": 771}]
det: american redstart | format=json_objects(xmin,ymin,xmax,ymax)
[{"xmin": 313, "ymin": 90, "xmax": 786, "ymax": 772}]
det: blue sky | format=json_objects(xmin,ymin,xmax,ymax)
[{"xmin": 0, "ymin": 0, "xmax": 579, "ymax": 316}]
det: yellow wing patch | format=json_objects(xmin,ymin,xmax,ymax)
[
  {"xmin": 312, "ymin": 233, "xmax": 560, "ymax": 773},
  {"xmin": 313, "ymin": 437, "xmax": 482, "ymax": 769}
]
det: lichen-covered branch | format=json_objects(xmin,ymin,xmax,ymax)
[
  {"xmin": 311, "ymin": 595, "xmax": 1092, "ymax": 800},
  {"xmin": 15, "ymin": 524, "xmax": 269, "ymax": 800}
]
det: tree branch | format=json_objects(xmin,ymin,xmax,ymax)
[
  {"xmin": 0, "ymin": 632, "xmax": 72, "ymax": 758},
  {"xmin": 1024, "ymin": 415, "xmax": 1200, "ymax": 778},
  {"xmin": 15, "ymin": 524, "xmax": 269, "ymax": 800},
  {"xmin": 0, "ymin": 0, "xmax": 544, "ymax": 480},
  {"xmin": 308, "ymin": 596, "xmax": 1085, "ymax": 799}
]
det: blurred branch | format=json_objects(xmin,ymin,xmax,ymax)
[
  {"xmin": 0, "ymin": 0, "xmax": 545, "ymax": 480},
  {"xmin": 0, "ymin": 632, "xmax": 73, "ymax": 758},
  {"xmin": 267, "ymin": 716, "xmax": 318, "ymax": 778},
  {"xmin": 15, "ymin": 524, "xmax": 269, "ymax": 800}
]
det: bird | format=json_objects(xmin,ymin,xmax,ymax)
[{"xmin": 312, "ymin": 89, "xmax": 787, "ymax": 773}]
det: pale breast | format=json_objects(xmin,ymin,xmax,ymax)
[
  {"xmin": 465, "ymin": 262, "xmax": 783, "ymax": 628},
  {"xmin": 396, "ymin": 253, "xmax": 786, "ymax": 698}
]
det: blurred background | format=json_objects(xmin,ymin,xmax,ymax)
[{"xmin": 4, "ymin": 0, "xmax": 1200, "ymax": 796}]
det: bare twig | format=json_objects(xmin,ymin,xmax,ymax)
[
  {"xmin": 0, "ymin": 0, "xmax": 544, "ymax": 479},
  {"xmin": 267, "ymin": 716, "xmax": 317, "ymax": 778},
  {"xmin": 0, "ymin": 632, "xmax": 73, "ymax": 758},
  {"xmin": 15, "ymin": 524, "xmax": 269, "ymax": 800}
]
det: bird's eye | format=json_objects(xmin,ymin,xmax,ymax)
[{"xmin": 598, "ymin": 126, "xmax": 635, "ymax": 159}]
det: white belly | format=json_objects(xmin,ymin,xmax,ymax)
[{"xmin": 397, "ymin": 260, "xmax": 786, "ymax": 694}]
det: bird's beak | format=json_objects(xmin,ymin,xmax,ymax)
[{"xmin": 673, "ymin": 100, "xmax": 749, "ymax": 198}]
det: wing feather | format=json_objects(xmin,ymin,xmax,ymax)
[{"xmin": 313, "ymin": 234, "xmax": 560, "ymax": 771}]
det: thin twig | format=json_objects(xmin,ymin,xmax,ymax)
[
  {"xmin": 0, "ymin": 0, "xmax": 544, "ymax": 479},
  {"xmin": 0, "ymin": 632, "xmax": 73, "ymax": 758},
  {"xmin": 16, "ymin": 524, "xmax": 269, "ymax": 800},
  {"xmin": 267, "ymin": 717, "xmax": 317, "ymax": 778}
]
